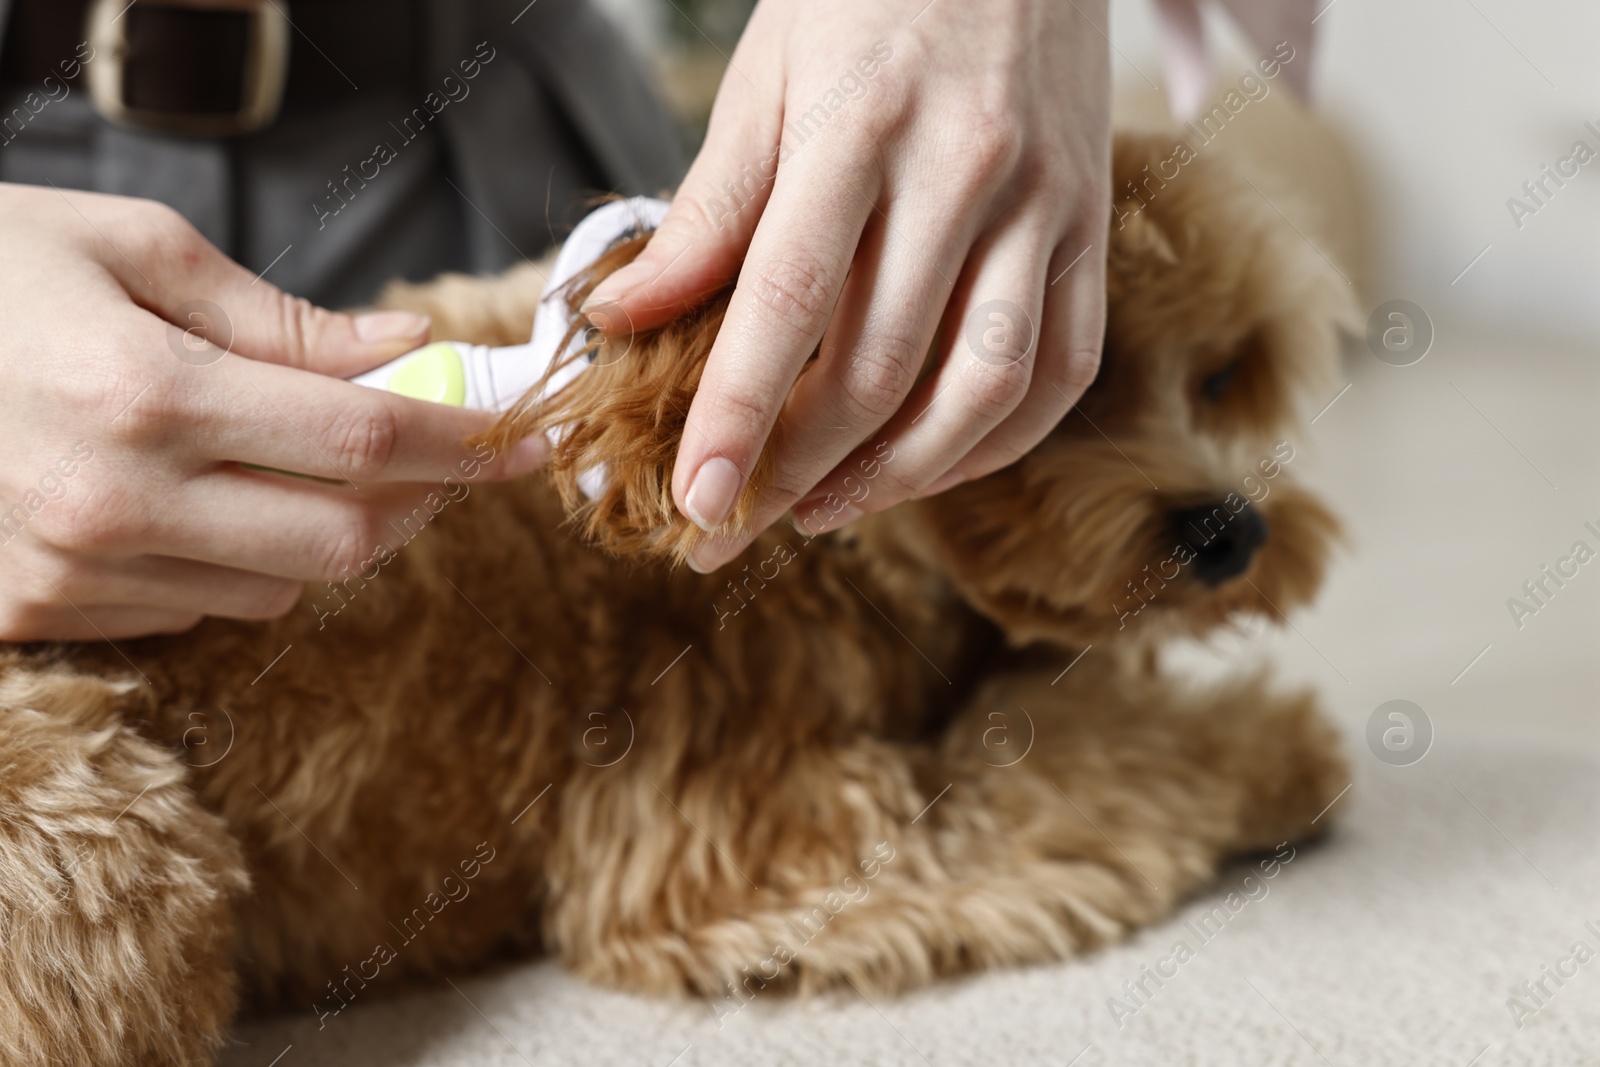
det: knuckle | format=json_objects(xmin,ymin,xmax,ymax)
[
  {"xmin": 275, "ymin": 294, "xmax": 336, "ymax": 362},
  {"xmin": 139, "ymin": 197, "xmax": 188, "ymax": 230},
  {"xmin": 39, "ymin": 481, "xmax": 141, "ymax": 553},
  {"xmin": 865, "ymin": 463, "xmax": 922, "ymax": 504},
  {"xmin": 765, "ymin": 467, "xmax": 820, "ymax": 506},
  {"xmin": 960, "ymin": 441, "xmax": 1029, "ymax": 485},
  {"xmin": 702, "ymin": 385, "xmax": 776, "ymax": 451},
  {"xmin": 963, "ymin": 357, "xmax": 1034, "ymax": 422},
  {"xmin": 745, "ymin": 249, "xmax": 836, "ymax": 333},
  {"xmin": 316, "ymin": 510, "xmax": 384, "ymax": 580},
  {"xmin": 853, "ymin": 82, "xmax": 912, "ymax": 143},
  {"xmin": 1055, "ymin": 345, "xmax": 1104, "ymax": 405},
  {"xmin": 656, "ymin": 195, "xmax": 717, "ymax": 243},
  {"xmin": 126, "ymin": 199, "xmax": 200, "ymax": 257},
  {"xmin": 955, "ymin": 108, "xmax": 1024, "ymax": 190},
  {"xmin": 327, "ymin": 401, "xmax": 400, "ymax": 479},
  {"xmin": 836, "ymin": 335, "xmax": 921, "ymax": 424}
]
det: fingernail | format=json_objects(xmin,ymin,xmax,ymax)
[
  {"xmin": 920, "ymin": 470, "xmax": 968, "ymax": 497},
  {"xmin": 683, "ymin": 457, "xmax": 742, "ymax": 532},
  {"xmin": 354, "ymin": 310, "xmax": 430, "ymax": 344},
  {"xmin": 504, "ymin": 434, "xmax": 548, "ymax": 478},
  {"xmin": 586, "ymin": 260, "xmax": 654, "ymax": 308}
]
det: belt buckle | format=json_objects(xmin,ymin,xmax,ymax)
[{"xmin": 85, "ymin": 0, "xmax": 291, "ymax": 137}]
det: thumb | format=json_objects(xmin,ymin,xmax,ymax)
[
  {"xmin": 223, "ymin": 297, "xmax": 431, "ymax": 376},
  {"xmin": 126, "ymin": 215, "xmax": 432, "ymax": 376},
  {"xmin": 584, "ymin": 78, "xmax": 783, "ymax": 333}
]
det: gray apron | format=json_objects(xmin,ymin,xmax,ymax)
[{"xmin": 0, "ymin": 0, "xmax": 685, "ymax": 308}]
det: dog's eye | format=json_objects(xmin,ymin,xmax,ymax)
[{"xmin": 1199, "ymin": 360, "xmax": 1239, "ymax": 401}]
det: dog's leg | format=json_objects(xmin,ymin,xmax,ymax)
[
  {"xmin": 546, "ymin": 659, "xmax": 1345, "ymax": 1002},
  {"xmin": 929, "ymin": 657, "xmax": 1351, "ymax": 880},
  {"xmin": 0, "ymin": 662, "xmax": 248, "ymax": 1067}
]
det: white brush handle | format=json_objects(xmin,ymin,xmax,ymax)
[
  {"xmin": 346, "ymin": 196, "xmax": 669, "ymax": 491},
  {"xmin": 348, "ymin": 196, "xmax": 669, "ymax": 411}
]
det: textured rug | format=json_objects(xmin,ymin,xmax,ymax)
[{"xmin": 219, "ymin": 731, "xmax": 1600, "ymax": 1067}]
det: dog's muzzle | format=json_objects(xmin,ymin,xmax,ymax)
[{"xmin": 1172, "ymin": 502, "xmax": 1268, "ymax": 585}]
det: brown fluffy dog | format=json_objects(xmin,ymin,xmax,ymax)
[{"xmin": 0, "ymin": 134, "xmax": 1353, "ymax": 1065}]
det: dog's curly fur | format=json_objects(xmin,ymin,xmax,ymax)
[{"xmin": 0, "ymin": 134, "xmax": 1354, "ymax": 1065}]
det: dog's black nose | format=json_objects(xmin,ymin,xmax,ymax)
[{"xmin": 1171, "ymin": 502, "xmax": 1268, "ymax": 585}]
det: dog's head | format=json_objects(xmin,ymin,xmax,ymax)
[
  {"xmin": 905, "ymin": 135, "xmax": 1353, "ymax": 647},
  {"xmin": 500, "ymin": 134, "xmax": 1353, "ymax": 650}
]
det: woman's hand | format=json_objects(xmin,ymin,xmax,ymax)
[
  {"xmin": 585, "ymin": 0, "xmax": 1112, "ymax": 569},
  {"xmin": 0, "ymin": 183, "xmax": 544, "ymax": 640}
]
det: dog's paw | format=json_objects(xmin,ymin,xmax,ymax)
[
  {"xmin": 1218, "ymin": 684, "xmax": 1350, "ymax": 851},
  {"xmin": 487, "ymin": 237, "xmax": 776, "ymax": 563}
]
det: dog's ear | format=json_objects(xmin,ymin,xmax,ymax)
[
  {"xmin": 1105, "ymin": 132, "xmax": 1359, "ymax": 437},
  {"xmin": 483, "ymin": 240, "xmax": 775, "ymax": 563}
]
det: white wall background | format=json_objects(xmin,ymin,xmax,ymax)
[
  {"xmin": 598, "ymin": 0, "xmax": 1600, "ymax": 344},
  {"xmin": 1108, "ymin": 0, "xmax": 1600, "ymax": 345}
]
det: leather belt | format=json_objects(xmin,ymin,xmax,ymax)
[{"xmin": 1, "ymin": 0, "xmax": 417, "ymax": 137}]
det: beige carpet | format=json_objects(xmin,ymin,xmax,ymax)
[{"xmin": 222, "ymin": 330, "xmax": 1600, "ymax": 1066}]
